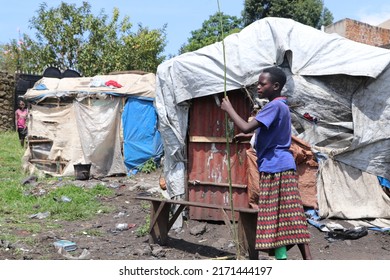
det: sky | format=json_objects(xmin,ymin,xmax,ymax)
[{"xmin": 1, "ymin": 0, "xmax": 390, "ymax": 58}]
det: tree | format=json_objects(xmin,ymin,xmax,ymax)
[
  {"xmin": 242, "ymin": 0, "xmax": 333, "ymax": 29},
  {"xmin": 318, "ymin": 7, "xmax": 333, "ymax": 28},
  {"xmin": 179, "ymin": 1, "xmax": 333, "ymax": 55},
  {"xmin": 118, "ymin": 24, "xmax": 167, "ymax": 74},
  {"xmin": 179, "ymin": 12, "xmax": 242, "ymax": 54},
  {"xmin": 0, "ymin": 2, "xmax": 167, "ymax": 75}
]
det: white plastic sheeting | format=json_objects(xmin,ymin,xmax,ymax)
[
  {"xmin": 155, "ymin": 17, "xmax": 390, "ymax": 219},
  {"xmin": 74, "ymin": 99, "xmax": 126, "ymax": 177},
  {"xmin": 24, "ymin": 98, "xmax": 126, "ymax": 177},
  {"xmin": 317, "ymin": 159, "xmax": 390, "ymax": 219}
]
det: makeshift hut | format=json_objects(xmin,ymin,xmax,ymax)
[
  {"xmin": 23, "ymin": 72, "xmax": 163, "ymax": 178},
  {"xmin": 155, "ymin": 17, "xmax": 390, "ymax": 227}
]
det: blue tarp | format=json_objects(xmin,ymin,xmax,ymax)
[
  {"xmin": 122, "ymin": 96, "xmax": 163, "ymax": 172},
  {"xmin": 378, "ymin": 176, "xmax": 390, "ymax": 189}
]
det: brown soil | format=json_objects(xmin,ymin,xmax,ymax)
[{"xmin": 1, "ymin": 169, "xmax": 389, "ymax": 260}]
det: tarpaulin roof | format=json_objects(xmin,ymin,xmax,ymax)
[
  {"xmin": 24, "ymin": 73, "xmax": 156, "ymax": 102},
  {"xmin": 155, "ymin": 17, "xmax": 390, "ymax": 223}
]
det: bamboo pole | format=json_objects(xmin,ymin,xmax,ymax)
[{"xmin": 217, "ymin": 0, "xmax": 240, "ymax": 259}]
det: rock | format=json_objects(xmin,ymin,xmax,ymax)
[
  {"xmin": 152, "ymin": 247, "xmax": 166, "ymax": 258},
  {"xmin": 21, "ymin": 175, "xmax": 38, "ymax": 185},
  {"xmin": 133, "ymin": 246, "xmax": 152, "ymax": 256},
  {"xmin": 194, "ymin": 252, "xmax": 201, "ymax": 259},
  {"xmin": 149, "ymin": 244, "xmax": 167, "ymax": 258},
  {"xmin": 212, "ymin": 238, "xmax": 228, "ymax": 249},
  {"xmin": 190, "ymin": 223, "xmax": 207, "ymax": 236}
]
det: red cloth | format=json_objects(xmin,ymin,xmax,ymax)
[
  {"xmin": 105, "ymin": 80, "xmax": 122, "ymax": 88},
  {"xmin": 303, "ymin": 112, "xmax": 318, "ymax": 123}
]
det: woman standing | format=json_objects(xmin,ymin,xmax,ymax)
[
  {"xmin": 15, "ymin": 99, "xmax": 28, "ymax": 147},
  {"xmin": 220, "ymin": 67, "xmax": 312, "ymax": 260}
]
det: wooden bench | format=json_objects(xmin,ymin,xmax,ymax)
[{"xmin": 135, "ymin": 196, "xmax": 259, "ymax": 259}]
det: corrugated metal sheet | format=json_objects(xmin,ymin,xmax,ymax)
[
  {"xmin": 187, "ymin": 91, "xmax": 253, "ymax": 221},
  {"xmin": 188, "ymin": 184, "xmax": 248, "ymax": 221}
]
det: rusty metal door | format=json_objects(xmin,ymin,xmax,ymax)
[{"xmin": 187, "ymin": 91, "xmax": 252, "ymax": 221}]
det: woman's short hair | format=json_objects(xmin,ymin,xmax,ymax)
[{"xmin": 262, "ymin": 66, "xmax": 286, "ymax": 88}]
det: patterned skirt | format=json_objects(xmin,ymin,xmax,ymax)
[{"xmin": 255, "ymin": 170, "xmax": 310, "ymax": 250}]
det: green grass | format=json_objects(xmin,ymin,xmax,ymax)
[
  {"xmin": 135, "ymin": 214, "xmax": 150, "ymax": 237},
  {"xmin": 0, "ymin": 131, "xmax": 114, "ymax": 242},
  {"xmin": 135, "ymin": 201, "xmax": 150, "ymax": 237},
  {"xmin": 0, "ymin": 131, "xmax": 26, "ymax": 180},
  {"xmin": 139, "ymin": 158, "xmax": 157, "ymax": 173}
]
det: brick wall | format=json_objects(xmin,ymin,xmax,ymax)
[
  {"xmin": 0, "ymin": 71, "xmax": 16, "ymax": 131},
  {"xmin": 345, "ymin": 19, "xmax": 390, "ymax": 47},
  {"xmin": 325, "ymin": 18, "xmax": 390, "ymax": 48}
]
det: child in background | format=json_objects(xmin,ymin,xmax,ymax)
[{"xmin": 15, "ymin": 99, "xmax": 28, "ymax": 147}]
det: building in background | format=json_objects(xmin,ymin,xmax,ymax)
[{"xmin": 324, "ymin": 18, "xmax": 390, "ymax": 49}]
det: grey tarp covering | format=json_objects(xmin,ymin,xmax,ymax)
[
  {"xmin": 24, "ymin": 98, "xmax": 126, "ymax": 177},
  {"xmin": 155, "ymin": 17, "xmax": 390, "ymax": 221}
]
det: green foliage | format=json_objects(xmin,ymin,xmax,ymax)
[
  {"xmin": 139, "ymin": 158, "xmax": 157, "ymax": 173},
  {"xmin": 319, "ymin": 7, "xmax": 334, "ymax": 28},
  {"xmin": 140, "ymin": 201, "xmax": 150, "ymax": 210},
  {"xmin": 0, "ymin": 183, "xmax": 113, "ymax": 221},
  {"xmin": 179, "ymin": 12, "xmax": 243, "ymax": 54},
  {"xmin": 242, "ymin": 0, "xmax": 333, "ymax": 29},
  {"xmin": 0, "ymin": 131, "xmax": 26, "ymax": 180},
  {"xmin": 0, "ymin": 45, "xmax": 17, "ymax": 73},
  {"xmin": 135, "ymin": 213, "xmax": 150, "ymax": 237},
  {"xmin": 0, "ymin": 2, "xmax": 166, "ymax": 75},
  {"xmin": 44, "ymin": 184, "xmax": 114, "ymax": 221},
  {"xmin": 179, "ymin": 1, "xmax": 333, "ymax": 54},
  {"xmin": 134, "ymin": 201, "xmax": 150, "ymax": 237},
  {"xmin": 119, "ymin": 24, "xmax": 167, "ymax": 73}
]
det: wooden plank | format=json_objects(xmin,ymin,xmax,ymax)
[
  {"xmin": 38, "ymin": 102, "xmax": 60, "ymax": 106},
  {"xmin": 189, "ymin": 136, "xmax": 228, "ymax": 143},
  {"xmin": 136, "ymin": 196, "xmax": 258, "ymax": 214},
  {"xmin": 28, "ymin": 139, "xmax": 52, "ymax": 143},
  {"xmin": 149, "ymin": 201, "xmax": 167, "ymax": 231},
  {"xmin": 188, "ymin": 180, "xmax": 247, "ymax": 189},
  {"xmin": 167, "ymin": 204, "xmax": 186, "ymax": 230},
  {"xmin": 149, "ymin": 200, "xmax": 170, "ymax": 245},
  {"xmin": 189, "ymin": 136, "xmax": 250, "ymax": 143},
  {"xmin": 238, "ymin": 211, "xmax": 259, "ymax": 260},
  {"xmin": 138, "ymin": 196, "xmax": 259, "ymax": 259},
  {"xmin": 29, "ymin": 159, "xmax": 68, "ymax": 164}
]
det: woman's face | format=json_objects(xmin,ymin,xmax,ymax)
[
  {"xmin": 257, "ymin": 72, "xmax": 275, "ymax": 100},
  {"xmin": 19, "ymin": 101, "xmax": 25, "ymax": 109}
]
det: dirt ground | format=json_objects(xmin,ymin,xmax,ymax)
[{"xmin": 1, "ymin": 169, "xmax": 390, "ymax": 260}]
